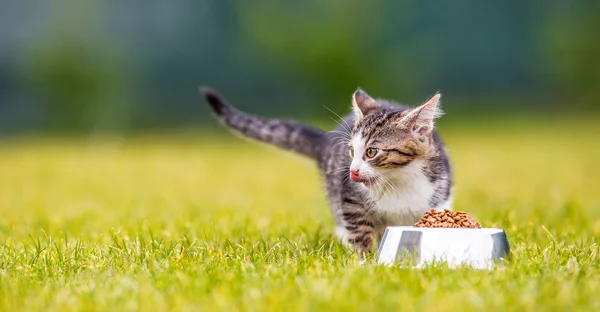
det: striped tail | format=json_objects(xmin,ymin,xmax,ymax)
[{"xmin": 201, "ymin": 87, "xmax": 325, "ymax": 159}]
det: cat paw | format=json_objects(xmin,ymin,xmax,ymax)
[{"xmin": 349, "ymin": 234, "xmax": 375, "ymax": 254}]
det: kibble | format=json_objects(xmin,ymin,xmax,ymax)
[{"xmin": 414, "ymin": 209, "xmax": 482, "ymax": 228}]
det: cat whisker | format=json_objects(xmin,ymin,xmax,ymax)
[
  {"xmin": 326, "ymin": 135, "xmax": 350, "ymax": 145},
  {"xmin": 372, "ymin": 174, "xmax": 395, "ymax": 197},
  {"xmin": 379, "ymin": 177, "xmax": 389, "ymax": 194},
  {"xmin": 340, "ymin": 175, "xmax": 350, "ymax": 186},
  {"xmin": 323, "ymin": 105, "xmax": 353, "ymax": 134},
  {"xmin": 372, "ymin": 177, "xmax": 384, "ymax": 196},
  {"xmin": 325, "ymin": 134, "xmax": 351, "ymax": 146},
  {"xmin": 331, "ymin": 141, "xmax": 351, "ymax": 150},
  {"xmin": 379, "ymin": 174, "xmax": 396, "ymax": 195},
  {"xmin": 382, "ymin": 177, "xmax": 395, "ymax": 196},
  {"xmin": 327, "ymin": 139, "xmax": 352, "ymax": 151},
  {"xmin": 326, "ymin": 167, "xmax": 350, "ymax": 175},
  {"xmin": 327, "ymin": 117, "xmax": 353, "ymax": 136},
  {"xmin": 327, "ymin": 130, "xmax": 352, "ymax": 140}
]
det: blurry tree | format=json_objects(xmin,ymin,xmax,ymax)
[
  {"xmin": 22, "ymin": 0, "xmax": 134, "ymax": 133},
  {"xmin": 1, "ymin": 0, "xmax": 599, "ymax": 136},
  {"xmin": 233, "ymin": 0, "xmax": 436, "ymax": 112},
  {"xmin": 540, "ymin": 0, "xmax": 600, "ymax": 109}
]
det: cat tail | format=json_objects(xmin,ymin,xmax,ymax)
[{"xmin": 201, "ymin": 87, "xmax": 325, "ymax": 159}]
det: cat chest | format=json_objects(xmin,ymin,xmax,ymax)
[
  {"xmin": 374, "ymin": 187, "xmax": 433, "ymax": 215},
  {"xmin": 370, "ymin": 171, "xmax": 436, "ymax": 221}
]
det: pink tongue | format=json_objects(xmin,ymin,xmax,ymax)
[{"xmin": 350, "ymin": 172, "xmax": 360, "ymax": 182}]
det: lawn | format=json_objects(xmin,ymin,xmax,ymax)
[{"xmin": 0, "ymin": 119, "xmax": 599, "ymax": 311}]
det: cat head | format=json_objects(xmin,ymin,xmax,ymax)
[{"xmin": 348, "ymin": 89, "xmax": 443, "ymax": 187}]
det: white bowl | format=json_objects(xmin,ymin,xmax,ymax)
[{"xmin": 377, "ymin": 226, "xmax": 510, "ymax": 269}]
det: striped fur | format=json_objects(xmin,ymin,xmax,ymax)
[
  {"xmin": 202, "ymin": 88, "xmax": 453, "ymax": 254},
  {"xmin": 202, "ymin": 88, "xmax": 324, "ymax": 158}
]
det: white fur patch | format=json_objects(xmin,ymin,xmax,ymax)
[
  {"xmin": 335, "ymin": 226, "xmax": 349, "ymax": 243},
  {"xmin": 349, "ymin": 134, "xmax": 365, "ymax": 173},
  {"xmin": 349, "ymin": 132, "xmax": 452, "ymax": 228},
  {"xmin": 370, "ymin": 160, "xmax": 436, "ymax": 224}
]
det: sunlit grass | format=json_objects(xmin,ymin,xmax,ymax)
[{"xmin": 0, "ymin": 120, "xmax": 599, "ymax": 311}]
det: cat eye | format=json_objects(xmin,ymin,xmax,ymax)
[
  {"xmin": 365, "ymin": 147, "xmax": 378, "ymax": 158},
  {"xmin": 349, "ymin": 146, "xmax": 354, "ymax": 157}
]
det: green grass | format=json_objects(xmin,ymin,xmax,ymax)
[{"xmin": 1, "ymin": 120, "xmax": 600, "ymax": 311}]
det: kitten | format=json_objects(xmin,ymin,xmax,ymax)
[{"xmin": 202, "ymin": 88, "xmax": 453, "ymax": 253}]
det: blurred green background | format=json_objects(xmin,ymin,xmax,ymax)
[
  {"xmin": 1, "ymin": 0, "xmax": 599, "ymax": 135},
  {"xmin": 2, "ymin": 2, "xmax": 600, "ymax": 310}
]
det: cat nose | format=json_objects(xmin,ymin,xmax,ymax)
[{"xmin": 350, "ymin": 169, "xmax": 360, "ymax": 182}]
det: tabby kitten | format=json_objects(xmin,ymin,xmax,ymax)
[{"xmin": 202, "ymin": 88, "xmax": 453, "ymax": 253}]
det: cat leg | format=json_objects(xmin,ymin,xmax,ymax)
[
  {"xmin": 321, "ymin": 160, "xmax": 353, "ymax": 246},
  {"xmin": 322, "ymin": 178, "xmax": 349, "ymax": 244},
  {"xmin": 335, "ymin": 225, "xmax": 349, "ymax": 244},
  {"xmin": 341, "ymin": 197, "xmax": 376, "ymax": 254}
]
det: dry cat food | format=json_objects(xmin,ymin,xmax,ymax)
[{"xmin": 414, "ymin": 209, "xmax": 482, "ymax": 228}]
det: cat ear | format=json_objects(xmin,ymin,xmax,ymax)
[
  {"xmin": 352, "ymin": 89, "xmax": 379, "ymax": 120},
  {"xmin": 401, "ymin": 93, "xmax": 443, "ymax": 136}
]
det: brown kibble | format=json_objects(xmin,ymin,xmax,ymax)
[{"xmin": 413, "ymin": 209, "xmax": 482, "ymax": 229}]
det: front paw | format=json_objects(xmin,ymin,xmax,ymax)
[{"xmin": 349, "ymin": 233, "xmax": 375, "ymax": 254}]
